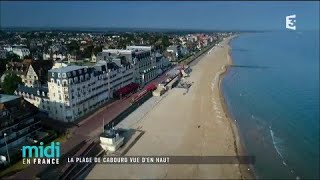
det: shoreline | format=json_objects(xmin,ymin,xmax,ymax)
[
  {"xmin": 217, "ymin": 39, "xmax": 256, "ymax": 179},
  {"xmin": 87, "ymin": 36, "xmax": 256, "ymax": 179}
]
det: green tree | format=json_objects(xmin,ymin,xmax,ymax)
[
  {"xmin": 161, "ymin": 35, "xmax": 171, "ymax": 50},
  {"xmin": 93, "ymin": 46, "xmax": 103, "ymax": 55},
  {"xmin": 82, "ymin": 45, "xmax": 94, "ymax": 58},
  {"xmin": 67, "ymin": 40, "xmax": 80, "ymax": 53},
  {"xmin": 0, "ymin": 59, "xmax": 8, "ymax": 77},
  {"xmin": 24, "ymin": 55, "xmax": 32, "ymax": 59},
  {"xmin": 1, "ymin": 73, "xmax": 23, "ymax": 94},
  {"xmin": 6, "ymin": 53, "xmax": 21, "ymax": 61}
]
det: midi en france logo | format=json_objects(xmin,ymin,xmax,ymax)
[{"xmin": 22, "ymin": 142, "xmax": 60, "ymax": 165}]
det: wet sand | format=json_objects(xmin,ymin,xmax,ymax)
[{"xmin": 87, "ymin": 36, "xmax": 254, "ymax": 179}]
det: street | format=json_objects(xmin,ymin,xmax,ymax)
[{"xmin": 9, "ymin": 67, "xmax": 173, "ymax": 179}]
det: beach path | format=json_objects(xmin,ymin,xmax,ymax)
[{"xmin": 86, "ymin": 37, "xmax": 243, "ymax": 179}]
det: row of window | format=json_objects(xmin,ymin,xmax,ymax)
[
  {"xmin": 27, "ymin": 75, "xmax": 37, "ymax": 79},
  {"xmin": 51, "ymin": 70, "xmax": 136, "ymax": 88},
  {"xmin": 16, "ymin": 91, "xmax": 48, "ymax": 99},
  {"xmin": 52, "ymin": 68, "xmax": 88, "ymax": 78}
]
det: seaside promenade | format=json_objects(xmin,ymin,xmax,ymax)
[
  {"xmin": 7, "ymin": 68, "xmax": 171, "ymax": 179},
  {"xmin": 87, "ymin": 36, "xmax": 253, "ymax": 179}
]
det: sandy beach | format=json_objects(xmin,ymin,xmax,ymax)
[{"xmin": 87, "ymin": 36, "xmax": 254, "ymax": 179}]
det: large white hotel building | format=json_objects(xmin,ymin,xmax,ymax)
[
  {"xmin": 47, "ymin": 61, "xmax": 135, "ymax": 121},
  {"xmin": 97, "ymin": 46, "xmax": 159, "ymax": 86},
  {"xmin": 15, "ymin": 46, "xmax": 169, "ymax": 122}
]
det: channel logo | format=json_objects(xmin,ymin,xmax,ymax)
[
  {"xmin": 22, "ymin": 142, "xmax": 60, "ymax": 165},
  {"xmin": 286, "ymin": 14, "xmax": 296, "ymax": 30}
]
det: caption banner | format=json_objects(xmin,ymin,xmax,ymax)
[{"xmin": 67, "ymin": 156, "xmax": 255, "ymax": 164}]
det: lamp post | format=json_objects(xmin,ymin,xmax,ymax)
[{"xmin": 3, "ymin": 133, "xmax": 10, "ymax": 164}]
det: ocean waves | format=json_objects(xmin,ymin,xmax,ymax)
[{"xmin": 223, "ymin": 32, "xmax": 319, "ymax": 179}]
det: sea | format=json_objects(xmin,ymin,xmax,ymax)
[{"xmin": 222, "ymin": 31, "xmax": 319, "ymax": 179}]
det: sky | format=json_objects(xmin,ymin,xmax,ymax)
[{"xmin": 0, "ymin": 1, "xmax": 319, "ymax": 31}]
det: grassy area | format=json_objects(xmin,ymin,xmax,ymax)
[
  {"xmin": 53, "ymin": 133, "xmax": 68, "ymax": 143},
  {"xmin": 178, "ymin": 53, "xmax": 193, "ymax": 63},
  {"xmin": 181, "ymin": 44, "xmax": 215, "ymax": 65}
]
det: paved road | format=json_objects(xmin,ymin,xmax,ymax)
[{"xmin": 8, "ymin": 67, "xmax": 173, "ymax": 179}]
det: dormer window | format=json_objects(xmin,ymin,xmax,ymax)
[
  {"xmin": 52, "ymin": 72, "xmax": 55, "ymax": 77},
  {"xmin": 62, "ymin": 80, "xmax": 67, "ymax": 86},
  {"xmin": 42, "ymin": 92, "xmax": 45, "ymax": 96},
  {"xmin": 37, "ymin": 90, "xmax": 40, "ymax": 95},
  {"xmin": 58, "ymin": 73, "xmax": 61, "ymax": 78},
  {"xmin": 62, "ymin": 73, "xmax": 66, "ymax": 78}
]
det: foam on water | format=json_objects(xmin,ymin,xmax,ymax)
[
  {"xmin": 269, "ymin": 125, "xmax": 300, "ymax": 180},
  {"xmin": 222, "ymin": 31, "xmax": 319, "ymax": 179},
  {"xmin": 269, "ymin": 126, "xmax": 285, "ymax": 160}
]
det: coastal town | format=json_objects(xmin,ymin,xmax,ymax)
[
  {"xmin": 0, "ymin": 30, "xmax": 236, "ymax": 178},
  {"xmin": 1, "ymin": 0, "xmax": 319, "ymax": 179}
]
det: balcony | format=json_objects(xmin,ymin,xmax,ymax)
[
  {"xmin": 0, "ymin": 125, "xmax": 41, "ymax": 148},
  {"xmin": 0, "ymin": 114, "xmax": 37, "ymax": 132},
  {"xmin": 12, "ymin": 120, "xmax": 40, "ymax": 132}
]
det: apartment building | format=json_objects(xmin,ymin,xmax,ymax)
[
  {"xmin": 0, "ymin": 49, "xmax": 7, "ymax": 59},
  {"xmin": 12, "ymin": 47, "xmax": 30, "ymax": 59},
  {"xmin": 2, "ymin": 60, "xmax": 32, "ymax": 83},
  {"xmin": 0, "ymin": 94, "xmax": 40, "ymax": 156},
  {"xmin": 46, "ymin": 60, "xmax": 135, "ymax": 122},
  {"xmin": 126, "ymin": 46, "xmax": 152, "ymax": 52},
  {"xmin": 97, "ymin": 46, "xmax": 158, "ymax": 86},
  {"xmin": 3, "ymin": 60, "xmax": 53, "ymax": 87},
  {"xmin": 14, "ymin": 85, "xmax": 50, "ymax": 114},
  {"xmin": 24, "ymin": 60, "xmax": 53, "ymax": 87},
  {"xmin": 133, "ymin": 50, "xmax": 157, "ymax": 86},
  {"xmin": 154, "ymin": 52, "xmax": 170, "ymax": 75},
  {"xmin": 166, "ymin": 45, "xmax": 182, "ymax": 62},
  {"xmin": 12, "ymin": 47, "xmax": 167, "ymax": 123},
  {"xmin": 43, "ymin": 53, "xmax": 66, "ymax": 61}
]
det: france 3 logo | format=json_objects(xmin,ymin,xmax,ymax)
[{"xmin": 286, "ymin": 14, "xmax": 296, "ymax": 30}]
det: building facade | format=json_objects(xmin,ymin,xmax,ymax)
[
  {"xmin": 15, "ymin": 85, "xmax": 50, "ymax": 114},
  {"xmin": 0, "ymin": 49, "xmax": 7, "ymax": 59},
  {"xmin": 0, "ymin": 94, "xmax": 40, "ymax": 156},
  {"xmin": 3, "ymin": 60, "xmax": 32, "ymax": 84},
  {"xmin": 44, "ymin": 60, "xmax": 135, "ymax": 122},
  {"xmin": 12, "ymin": 47, "xmax": 30, "ymax": 59},
  {"xmin": 24, "ymin": 60, "xmax": 53, "ymax": 87},
  {"xmin": 13, "ymin": 46, "xmax": 167, "ymax": 122},
  {"xmin": 3, "ymin": 60, "xmax": 53, "ymax": 87},
  {"xmin": 167, "ymin": 45, "xmax": 183, "ymax": 61},
  {"xmin": 97, "ymin": 46, "xmax": 159, "ymax": 86}
]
